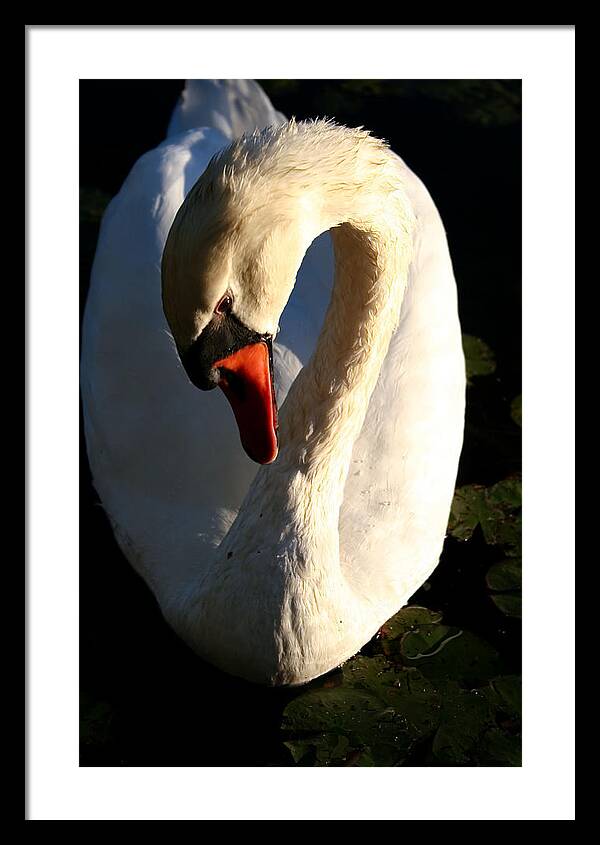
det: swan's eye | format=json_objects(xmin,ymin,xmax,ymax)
[{"xmin": 214, "ymin": 293, "xmax": 233, "ymax": 315}]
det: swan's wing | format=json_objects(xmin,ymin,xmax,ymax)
[{"xmin": 167, "ymin": 79, "xmax": 286, "ymax": 141}]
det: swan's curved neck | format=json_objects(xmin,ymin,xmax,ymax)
[
  {"xmin": 280, "ymin": 214, "xmax": 412, "ymax": 500},
  {"xmin": 173, "ymin": 126, "xmax": 420, "ymax": 682},
  {"xmin": 223, "ymin": 145, "xmax": 415, "ymax": 559}
]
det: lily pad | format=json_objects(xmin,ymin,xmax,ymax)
[
  {"xmin": 482, "ymin": 511, "xmax": 522, "ymax": 548},
  {"xmin": 486, "ymin": 558, "xmax": 522, "ymax": 592},
  {"xmin": 462, "ymin": 334, "xmax": 496, "ymax": 384},
  {"xmin": 448, "ymin": 476, "xmax": 521, "ymax": 552},
  {"xmin": 400, "ymin": 624, "xmax": 458, "ymax": 661},
  {"xmin": 282, "ymin": 657, "xmax": 445, "ymax": 766},
  {"xmin": 473, "ymin": 727, "xmax": 522, "ymax": 766},
  {"xmin": 282, "ymin": 636, "xmax": 520, "ymax": 766},
  {"xmin": 486, "ymin": 477, "xmax": 522, "ymax": 510},
  {"xmin": 490, "ymin": 675, "xmax": 522, "ymax": 719},
  {"xmin": 400, "ymin": 627, "xmax": 502, "ymax": 687},
  {"xmin": 282, "ymin": 684, "xmax": 412, "ymax": 766},
  {"xmin": 432, "ymin": 684, "xmax": 494, "ymax": 764},
  {"xmin": 377, "ymin": 605, "xmax": 443, "ymax": 658},
  {"xmin": 486, "ymin": 558, "xmax": 522, "ymax": 618},
  {"xmin": 447, "ymin": 484, "xmax": 488, "ymax": 541},
  {"xmin": 490, "ymin": 593, "xmax": 522, "ymax": 618},
  {"xmin": 284, "ymin": 732, "xmax": 350, "ymax": 766}
]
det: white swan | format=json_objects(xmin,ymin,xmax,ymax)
[{"xmin": 81, "ymin": 80, "xmax": 465, "ymax": 686}]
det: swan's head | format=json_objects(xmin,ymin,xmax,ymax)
[{"xmin": 161, "ymin": 135, "xmax": 318, "ymax": 465}]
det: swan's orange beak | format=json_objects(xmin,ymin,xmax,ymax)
[{"xmin": 213, "ymin": 340, "xmax": 279, "ymax": 465}]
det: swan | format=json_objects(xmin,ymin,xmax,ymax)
[{"xmin": 80, "ymin": 79, "xmax": 465, "ymax": 686}]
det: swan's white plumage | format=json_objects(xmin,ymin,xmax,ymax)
[{"xmin": 81, "ymin": 80, "xmax": 465, "ymax": 685}]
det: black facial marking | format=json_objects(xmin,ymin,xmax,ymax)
[{"xmin": 181, "ymin": 311, "xmax": 271, "ymax": 391}]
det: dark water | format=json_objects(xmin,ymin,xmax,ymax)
[{"xmin": 79, "ymin": 80, "xmax": 521, "ymax": 766}]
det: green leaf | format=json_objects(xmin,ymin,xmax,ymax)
[
  {"xmin": 381, "ymin": 605, "xmax": 444, "ymax": 639},
  {"xmin": 342, "ymin": 656, "xmax": 443, "ymax": 739},
  {"xmin": 281, "ymin": 609, "xmax": 519, "ymax": 765},
  {"xmin": 282, "ymin": 657, "xmax": 445, "ymax": 766},
  {"xmin": 378, "ymin": 605, "xmax": 443, "ymax": 657},
  {"xmin": 490, "ymin": 593, "xmax": 522, "ymax": 618},
  {"xmin": 447, "ymin": 484, "xmax": 487, "ymax": 541},
  {"xmin": 511, "ymin": 394, "xmax": 522, "ymax": 427},
  {"xmin": 401, "ymin": 627, "xmax": 502, "ymax": 687},
  {"xmin": 490, "ymin": 675, "xmax": 522, "ymax": 718},
  {"xmin": 400, "ymin": 624, "xmax": 455, "ymax": 661},
  {"xmin": 283, "ymin": 740, "xmax": 316, "ymax": 765},
  {"xmin": 282, "ymin": 686, "xmax": 379, "ymax": 735},
  {"xmin": 482, "ymin": 512, "xmax": 522, "ymax": 548},
  {"xmin": 341, "ymin": 654, "xmax": 403, "ymax": 698},
  {"xmin": 284, "ymin": 733, "xmax": 351, "ymax": 767},
  {"xmin": 432, "ymin": 685, "xmax": 495, "ymax": 764},
  {"xmin": 486, "ymin": 557, "xmax": 522, "ymax": 619},
  {"xmin": 474, "ymin": 728, "xmax": 522, "ymax": 766},
  {"xmin": 281, "ymin": 681, "xmax": 408, "ymax": 766},
  {"xmin": 429, "ymin": 678, "xmax": 521, "ymax": 765},
  {"xmin": 486, "ymin": 559, "xmax": 522, "ymax": 592},
  {"xmin": 486, "ymin": 477, "xmax": 522, "ymax": 509},
  {"xmin": 448, "ymin": 477, "xmax": 521, "ymax": 554},
  {"xmin": 462, "ymin": 334, "xmax": 496, "ymax": 384}
]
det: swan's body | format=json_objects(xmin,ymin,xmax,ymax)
[{"xmin": 81, "ymin": 80, "xmax": 465, "ymax": 685}]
